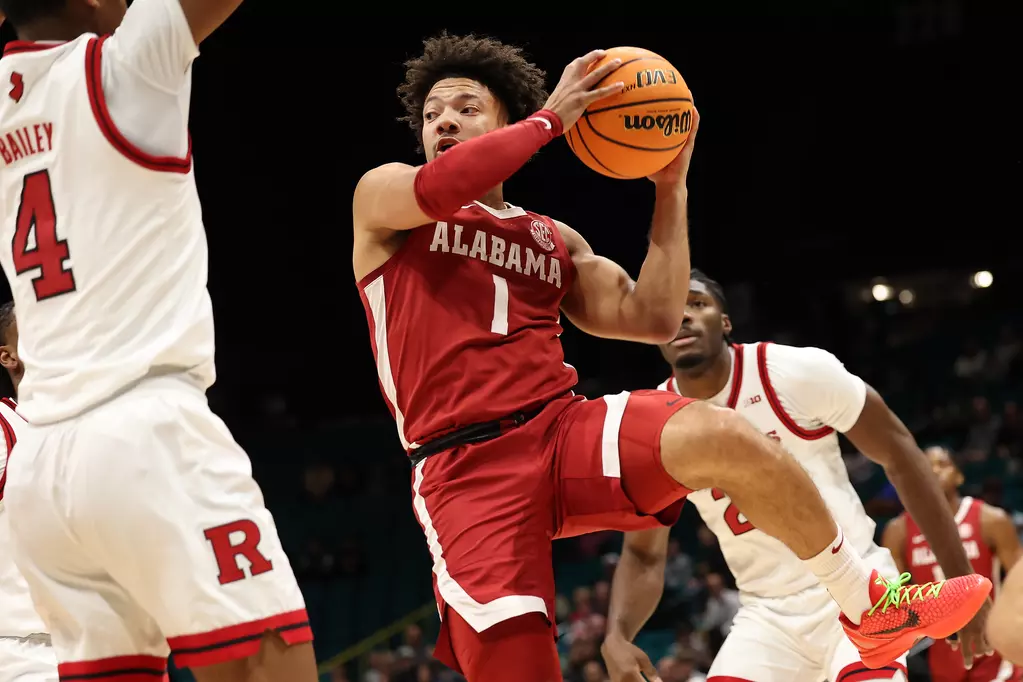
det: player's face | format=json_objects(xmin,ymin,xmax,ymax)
[
  {"xmin": 658, "ymin": 280, "xmax": 731, "ymax": 371},
  {"xmin": 422, "ymin": 78, "xmax": 507, "ymax": 162},
  {"xmin": 927, "ymin": 446, "xmax": 963, "ymax": 492}
]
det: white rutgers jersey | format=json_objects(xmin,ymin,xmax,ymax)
[
  {"xmin": 0, "ymin": 398, "xmax": 48, "ymax": 637},
  {"xmin": 0, "ymin": 15, "xmax": 214, "ymax": 424},
  {"xmin": 659, "ymin": 342, "xmax": 885, "ymax": 598}
]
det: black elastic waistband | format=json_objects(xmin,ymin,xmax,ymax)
[{"xmin": 408, "ymin": 407, "xmax": 543, "ymax": 467}]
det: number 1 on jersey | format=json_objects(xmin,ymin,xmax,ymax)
[
  {"xmin": 12, "ymin": 170, "xmax": 76, "ymax": 301},
  {"xmin": 491, "ymin": 274, "xmax": 509, "ymax": 335}
]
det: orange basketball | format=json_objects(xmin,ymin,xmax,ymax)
[{"xmin": 566, "ymin": 47, "xmax": 694, "ymax": 180}]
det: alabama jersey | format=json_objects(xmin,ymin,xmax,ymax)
[
  {"xmin": 903, "ymin": 498, "xmax": 1021, "ymax": 682},
  {"xmin": 357, "ymin": 201, "xmax": 578, "ymax": 449},
  {"xmin": 0, "ymin": 398, "xmax": 48, "ymax": 638},
  {"xmin": 659, "ymin": 342, "xmax": 882, "ymax": 598},
  {"xmin": 0, "ymin": 0, "xmax": 214, "ymax": 425},
  {"xmin": 904, "ymin": 497, "xmax": 994, "ymax": 586}
]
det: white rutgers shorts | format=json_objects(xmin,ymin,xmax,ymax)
[
  {"xmin": 707, "ymin": 548, "xmax": 908, "ymax": 682},
  {"xmin": 0, "ymin": 637, "xmax": 58, "ymax": 682},
  {"xmin": 4, "ymin": 377, "xmax": 310, "ymax": 677}
]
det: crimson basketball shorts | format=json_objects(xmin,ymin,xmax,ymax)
[
  {"xmin": 929, "ymin": 639, "xmax": 1023, "ymax": 682},
  {"xmin": 409, "ymin": 390, "xmax": 695, "ymax": 673},
  {"xmin": 4, "ymin": 377, "xmax": 311, "ymax": 678}
]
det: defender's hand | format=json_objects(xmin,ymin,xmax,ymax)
[
  {"xmin": 949, "ymin": 599, "xmax": 993, "ymax": 670},
  {"xmin": 542, "ymin": 50, "xmax": 625, "ymax": 132},
  {"xmin": 601, "ymin": 633, "xmax": 663, "ymax": 682},
  {"xmin": 648, "ymin": 108, "xmax": 700, "ymax": 187}
]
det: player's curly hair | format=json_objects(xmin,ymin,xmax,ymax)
[
  {"xmin": 398, "ymin": 32, "xmax": 549, "ymax": 153},
  {"xmin": 0, "ymin": 0, "xmax": 65, "ymax": 27},
  {"xmin": 0, "ymin": 301, "xmax": 14, "ymax": 345}
]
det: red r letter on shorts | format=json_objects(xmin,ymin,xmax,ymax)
[{"xmin": 203, "ymin": 519, "xmax": 274, "ymax": 585}]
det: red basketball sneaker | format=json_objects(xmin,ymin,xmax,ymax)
[{"xmin": 841, "ymin": 570, "xmax": 992, "ymax": 669}]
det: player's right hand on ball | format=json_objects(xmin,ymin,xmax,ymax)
[
  {"xmin": 601, "ymin": 633, "xmax": 663, "ymax": 682},
  {"xmin": 542, "ymin": 50, "xmax": 625, "ymax": 132}
]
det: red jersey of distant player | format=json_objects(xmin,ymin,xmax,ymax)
[
  {"xmin": 903, "ymin": 497, "xmax": 1022, "ymax": 682},
  {"xmin": 356, "ymin": 201, "xmax": 578, "ymax": 448}
]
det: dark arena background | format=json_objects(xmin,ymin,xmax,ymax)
[{"xmin": 2, "ymin": 2, "xmax": 1021, "ymax": 680}]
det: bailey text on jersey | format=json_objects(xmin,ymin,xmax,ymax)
[{"xmin": 0, "ymin": 122, "xmax": 55, "ymax": 166}]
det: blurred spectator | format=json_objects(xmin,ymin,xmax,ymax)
[
  {"xmin": 697, "ymin": 573, "xmax": 739, "ymax": 654},
  {"xmin": 954, "ymin": 339, "xmax": 988, "ymax": 381}
]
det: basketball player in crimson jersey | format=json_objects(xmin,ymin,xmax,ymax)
[
  {"xmin": 602, "ymin": 271, "xmax": 992, "ymax": 682},
  {"xmin": 0, "ymin": 0, "xmax": 315, "ymax": 680},
  {"xmin": 883, "ymin": 446, "xmax": 1022, "ymax": 682},
  {"xmin": 352, "ymin": 34, "xmax": 990, "ymax": 682}
]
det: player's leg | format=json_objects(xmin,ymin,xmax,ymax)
[
  {"xmin": 408, "ymin": 408, "xmax": 565, "ymax": 681},
  {"xmin": 704, "ymin": 605, "xmax": 821, "ymax": 682},
  {"xmin": 4, "ymin": 422, "xmax": 173, "ymax": 680},
  {"xmin": 47, "ymin": 386, "xmax": 316, "ymax": 682},
  {"xmin": 558, "ymin": 390, "xmax": 989, "ymax": 667},
  {"xmin": 444, "ymin": 610, "xmax": 561, "ymax": 682}
]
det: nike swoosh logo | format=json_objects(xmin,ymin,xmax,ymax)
[
  {"xmin": 667, "ymin": 398, "xmax": 683, "ymax": 407},
  {"xmin": 528, "ymin": 116, "xmax": 552, "ymax": 130},
  {"xmin": 873, "ymin": 608, "xmax": 921, "ymax": 635},
  {"xmin": 831, "ymin": 532, "xmax": 844, "ymax": 554}
]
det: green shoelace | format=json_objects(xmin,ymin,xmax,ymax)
[{"xmin": 867, "ymin": 571, "xmax": 945, "ymax": 616}]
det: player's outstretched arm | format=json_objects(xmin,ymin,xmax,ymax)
[
  {"xmin": 880, "ymin": 516, "xmax": 910, "ymax": 574},
  {"xmin": 177, "ymin": 0, "xmax": 245, "ymax": 44},
  {"xmin": 987, "ymin": 559, "xmax": 1023, "ymax": 665},
  {"xmin": 559, "ymin": 111, "xmax": 699, "ymax": 345},
  {"xmin": 601, "ymin": 528, "xmax": 670, "ymax": 682}
]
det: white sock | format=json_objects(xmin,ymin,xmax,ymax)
[{"xmin": 802, "ymin": 527, "xmax": 873, "ymax": 624}]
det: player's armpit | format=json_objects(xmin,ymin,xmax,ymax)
[
  {"xmin": 558, "ymin": 222, "xmax": 678, "ymax": 344},
  {"xmin": 177, "ymin": 0, "xmax": 245, "ymax": 44},
  {"xmin": 881, "ymin": 515, "xmax": 909, "ymax": 574},
  {"xmin": 981, "ymin": 504, "xmax": 1023, "ymax": 572},
  {"xmin": 353, "ymin": 163, "xmax": 430, "ymax": 234}
]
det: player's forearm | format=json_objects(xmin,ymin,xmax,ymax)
[
  {"xmin": 885, "ymin": 444, "xmax": 974, "ymax": 578},
  {"xmin": 987, "ymin": 561, "xmax": 1023, "ymax": 665},
  {"xmin": 606, "ymin": 547, "xmax": 666, "ymax": 641},
  {"xmin": 415, "ymin": 111, "xmax": 562, "ymax": 221},
  {"xmin": 625, "ymin": 185, "xmax": 690, "ymax": 342}
]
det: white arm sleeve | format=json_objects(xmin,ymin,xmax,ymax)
[
  {"xmin": 764, "ymin": 344, "xmax": 867, "ymax": 433},
  {"xmin": 100, "ymin": 0, "xmax": 199, "ymax": 158}
]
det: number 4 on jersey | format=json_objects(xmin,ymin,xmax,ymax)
[
  {"xmin": 711, "ymin": 488, "xmax": 756, "ymax": 536},
  {"xmin": 12, "ymin": 170, "xmax": 76, "ymax": 301}
]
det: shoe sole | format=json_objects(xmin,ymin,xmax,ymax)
[{"xmin": 853, "ymin": 577, "xmax": 992, "ymax": 669}]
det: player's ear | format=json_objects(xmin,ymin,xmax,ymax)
[
  {"xmin": 722, "ymin": 314, "xmax": 732, "ymax": 336},
  {"xmin": 0, "ymin": 346, "xmax": 15, "ymax": 371}
]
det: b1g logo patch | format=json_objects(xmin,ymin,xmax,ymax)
[{"xmin": 530, "ymin": 219, "xmax": 555, "ymax": 252}]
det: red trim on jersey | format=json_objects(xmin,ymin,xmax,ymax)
[
  {"xmin": 835, "ymin": 660, "xmax": 907, "ymax": 682},
  {"xmin": 0, "ymin": 396, "xmax": 17, "ymax": 411},
  {"xmin": 2, "ymin": 41, "xmax": 68, "ymax": 57},
  {"xmin": 167, "ymin": 608, "xmax": 312, "ymax": 668},
  {"xmin": 726, "ymin": 343, "xmax": 744, "ymax": 409},
  {"xmin": 707, "ymin": 677, "xmax": 757, "ymax": 682},
  {"xmin": 756, "ymin": 342, "xmax": 834, "ymax": 440},
  {"xmin": 0, "ymin": 408, "xmax": 17, "ymax": 503},
  {"xmin": 84, "ymin": 36, "xmax": 193, "ymax": 174},
  {"xmin": 57, "ymin": 653, "xmax": 166, "ymax": 682}
]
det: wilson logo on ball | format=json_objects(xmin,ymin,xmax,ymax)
[{"xmin": 622, "ymin": 110, "xmax": 692, "ymax": 138}]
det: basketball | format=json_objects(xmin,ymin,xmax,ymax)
[{"xmin": 566, "ymin": 47, "xmax": 694, "ymax": 180}]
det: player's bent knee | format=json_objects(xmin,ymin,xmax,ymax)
[{"xmin": 659, "ymin": 400, "xmax": 783, "ymax": 491}]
